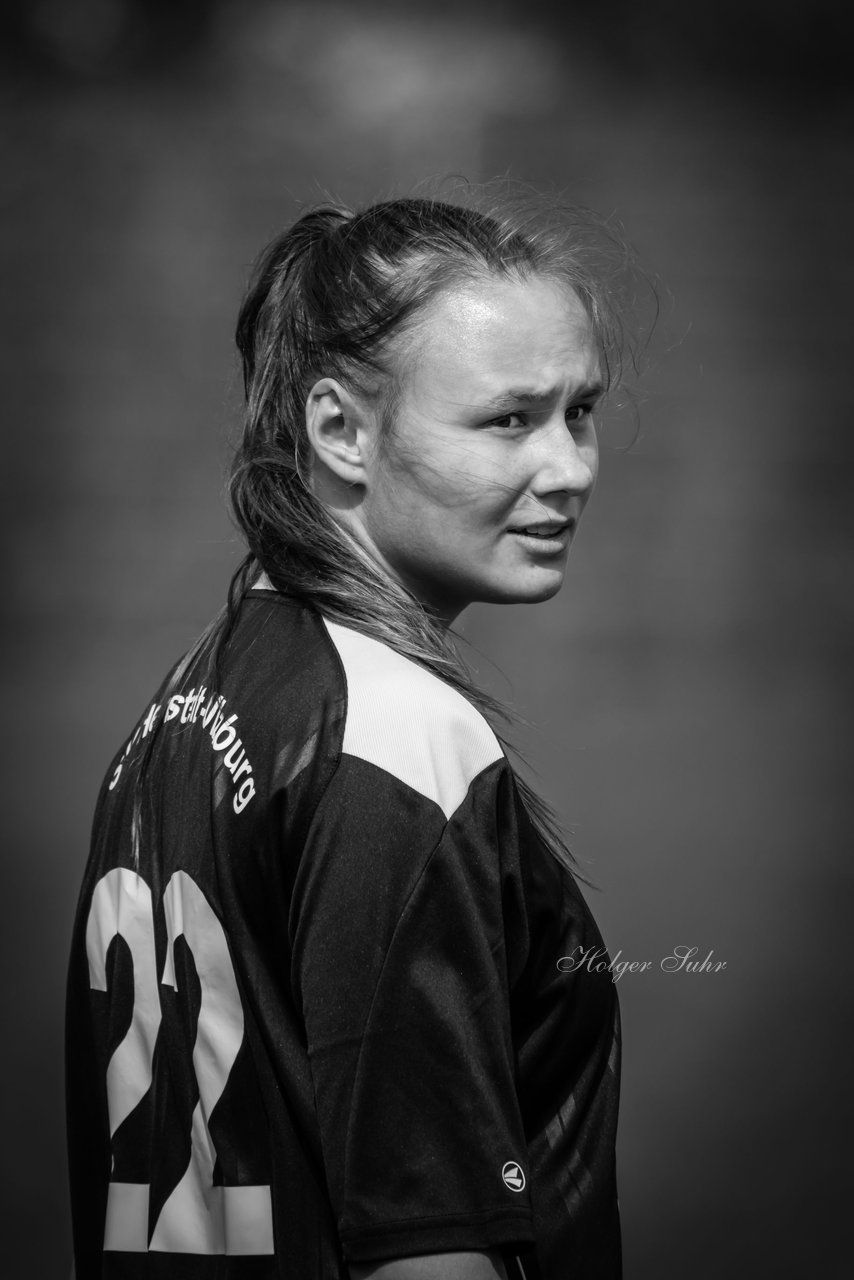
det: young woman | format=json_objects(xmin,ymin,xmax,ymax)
[{"xmin": 66, "ymin": 194, "xmax": 632, "ymax": 1280}]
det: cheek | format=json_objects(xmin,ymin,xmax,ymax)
[{"xmin": 387, "ymin": 442, "xmax": 509, "ymax": 520}]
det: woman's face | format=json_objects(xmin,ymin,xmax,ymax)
[{"xmin": 357, "ymin": 272, "xmax": 602, "ymax": 622}]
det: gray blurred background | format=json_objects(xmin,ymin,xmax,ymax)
[{"xmin": 2, "ymin": 0, "xmax": 852, "ymax": 1275}]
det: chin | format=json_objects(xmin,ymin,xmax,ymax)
[
  {"xmin": 517, "ymin": 580, "xmax": 565, "ymax": 604},
  {"xmin": 478, "ymin": 572, "xmax": 567, "ymax": 607}
]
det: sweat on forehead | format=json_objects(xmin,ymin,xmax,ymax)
[{"xmin": 380, "ymin": 271, "xmax": 595, "ymax": 402}]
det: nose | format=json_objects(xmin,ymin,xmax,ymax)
[{"xmin": 529, "ymin": 417, "xmax": 598, "ymax": 502}]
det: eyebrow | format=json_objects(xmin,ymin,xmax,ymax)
[{"xmin": 480, "ymin": 382, "xmax": 606, "ymax": 411}]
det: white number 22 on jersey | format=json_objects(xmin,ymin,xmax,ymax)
[{"xmin": 86, "ymin": 867, "xmax": 274, "ymax": 1255}]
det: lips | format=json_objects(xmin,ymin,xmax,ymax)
[{"xmin": 508, "ymin": 520, "xmax": 573, "ymax": 538}]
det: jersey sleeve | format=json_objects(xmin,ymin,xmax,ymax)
[{"xmin": 289, "ymin": 748, "xmax": 536, "ymax": 1265}]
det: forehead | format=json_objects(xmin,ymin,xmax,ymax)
[{"xmin": 402, "ymin": 273, "xmax": 599, "ymax": 403}]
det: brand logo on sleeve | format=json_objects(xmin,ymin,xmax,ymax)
[{"xmin": 501, "ymin": 1161, "xmax": 526, "ymax": 1192}]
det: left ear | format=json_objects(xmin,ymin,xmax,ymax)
[{"xmin": 305, "ymin": 377, "xmax": 376, "ymax": 488}]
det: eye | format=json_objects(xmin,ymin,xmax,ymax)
[
  {"xmin": 489, "ymin": 412, "xmax": 527, "ymax": 429},
  {"xmin": 565, "ymin": 403, "xmax": 594, "ymax": 426}
]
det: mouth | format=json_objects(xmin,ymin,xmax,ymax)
[{"xmin": 507, "ymin": 519, "xmax": 574, "ymax": 553}]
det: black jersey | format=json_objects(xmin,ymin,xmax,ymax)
[{"xmin": 66, "ymin": 589, "xmax": 622, "ymax": 1279}]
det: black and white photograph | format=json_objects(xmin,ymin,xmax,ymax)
[{"xmin": 1, "ymin": 1, "xmax": 851, "ymax": 1277}]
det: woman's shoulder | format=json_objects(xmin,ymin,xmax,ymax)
[{"xmin": 322, "ymin": 618, "xmax": 505, "ymax": 820}]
